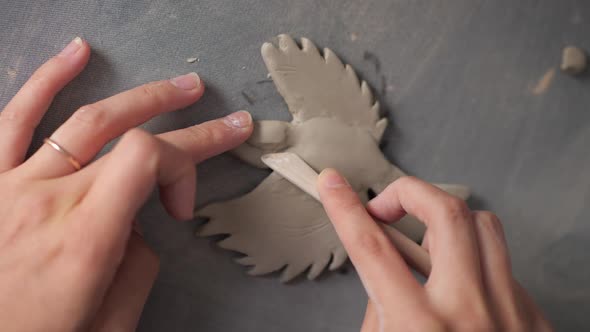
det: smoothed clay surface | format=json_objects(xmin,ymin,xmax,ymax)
[{"xmin": 197, "ymin": 34, "xmax": 470, "ymax": 282}]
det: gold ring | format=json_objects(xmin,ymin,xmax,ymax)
[{"xmin": 43, "ymin": 138, "xmax": 81, "ymax": 171}]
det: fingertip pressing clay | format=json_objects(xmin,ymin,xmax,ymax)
[{"xmin": 196, "ymin": 34, "xmax": 470, "ymax": 282}]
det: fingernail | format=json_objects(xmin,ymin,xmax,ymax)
[
  {"xmin": 170, "ymin": 72, "xmax": 201, "ymax": 90},
  {"xmin": 224, "ymin": 110, "xmax": 252, "ymax": 129},
  {"xmin": 319, "ymin": 168, "xmax": 349, "ymax": 189},
  {"xmin": 58, "ymin": 37, "xmax": 83, "ymax": 57}
]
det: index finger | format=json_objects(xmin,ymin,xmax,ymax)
[
  {"xmin": 366, "ymin": 176, "xmax": 482, "ymax": 290},
  {"xmin": 158, "ymin": 110, "xmax": 253, "ymax": 164},
  {"xmin": 317, "ymin": 169, "xmax": 423, "ymax": 307}
]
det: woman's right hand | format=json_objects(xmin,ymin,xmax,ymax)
[{"xmin": 317, "ymin": 170, "xmax": 553, "ymax": 331}]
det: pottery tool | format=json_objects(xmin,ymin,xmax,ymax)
[{"xmin": 261, "ymin": 152, "xmax": 432, "ymax": 277}]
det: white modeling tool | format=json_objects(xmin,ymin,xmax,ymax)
[{"xmin": 261, "ymin": 152, "xmax": 432, "ymax": 277}]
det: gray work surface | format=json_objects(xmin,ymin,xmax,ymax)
[{"xmin": 1, "ymin": 1, "xmax": 589, "ymax": 331}]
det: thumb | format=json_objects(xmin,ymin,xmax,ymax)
[{"xmin": 317, "ymin": 169, "xmax": 421, "ymax": 304}]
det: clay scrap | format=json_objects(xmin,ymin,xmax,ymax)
[
  {"xmin": 561, "ymin": 46, "xmax": 587, "ymax": 75},
  {"xmin": 196, "ymin": 34, "xmax": 470, "ymax": 282}
]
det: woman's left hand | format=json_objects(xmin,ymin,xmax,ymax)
[{"xmin": 0, "ymin": 37, "xmax": 253, "ymax": 331}]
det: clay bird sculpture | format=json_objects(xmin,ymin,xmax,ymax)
[{"xmin": 197, "ymin": 34, "xmax": 469, "ymax": 282}]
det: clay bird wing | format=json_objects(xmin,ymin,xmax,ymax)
[
  {"xmin": 232, "ymin": 35, "xmax": 388, "ymax": 168},
  {"xmin": 197, "ymin": 172, "xmax": 348, "ymax": 282},
  {"xmin": 262, "ymin": 34, "xmax": 386, "ymax": 134}
]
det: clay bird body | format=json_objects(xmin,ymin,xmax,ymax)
[{"xmin": 197, "ymin": 35, "xmax": 469, "ymax": 282}]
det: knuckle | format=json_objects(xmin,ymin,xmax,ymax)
[
  {"xmin": 475, "ymin": 211, "xmax": 497, "ymax": 222},
  {"xmin": 440, "ymin": 196, "xmax": 470, "ymax": 223},
  {"xmin": 24, "ymin": 69, "xmax": 62, "ymax": 101},
  {"xmin": 186, "ymin": 124, "xmax": 224, "ymax": 146},
  {"xmin": 26, "ymin": 71, "xmax": 52, "ymax": 92},
  {"xmin": 44, "ymin": 55, "xmax": 68, "ymax": 72},
  {"xmin": 138, "ymin": 81, "xmax": 167, "ymax": 107},
  {"xmin": 71, "ymin": 104, "xmax": 108, "ymax": 129},
  {"xmin": 477, "ymin": 211, "xmax": 504, "ymax": 234},
  {"xmin": 120, "ymin": 129, "xmax": 161, "ymax": 160},
  {"xmin": 122, "ymin": 129, "xmax": 156, "ymax": 149},
  {"xmin": 351, "ymin": 232, "xmax": 390, "ymax": 259},
  {"xmin": 0, "ymin": 107, "xmax": 22, "ymax": 126},
  {"xmin": 326, "ymin": 183, "xmax": 357, "ymax": 203},
  {"xmin": 334, "ymin": 196, "xmax": 363, "ymax": 214}
]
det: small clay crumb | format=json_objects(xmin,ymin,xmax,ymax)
[
  {"xmin": 266, "ymin": 73, "xmax": 272, "ymax": 79},
  {"xmin": 241, "ymin": 90, "xmax": 255, "ymax": 104},
  {"xmin": 186, "ymin": 57, "xmax": 198, "ymax": 63},
  {"xmin": 6, "ymin": 68, "xmax": 17, "ymax": 79},
  {"xmin": 242, "ymin": 66, "xmax": 246, "ymax": 70},
  {"xmin": 349, "ymin": 32, "xmax": 358, "ymax": 42},
  {"xmin": 532, "ymin": 68, "xmax": 556, "ymax": 95},
  {"xmin": 560, "ymin": 46, "xmax": 586, "ymax": 75}
]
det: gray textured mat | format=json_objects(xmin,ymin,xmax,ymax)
[{"xmin": 1, "ymin": 1, "xmax": 589, "ymax": 330}]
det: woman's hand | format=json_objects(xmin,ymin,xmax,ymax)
[
  {"xmin": 317, "ymin": 169, "xmax": 553, "ymax": 331},
  {"xmin": 0, "ymin": 37, "xmax": 253, "ymax": 331}
]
